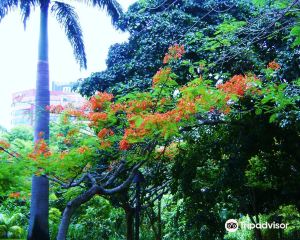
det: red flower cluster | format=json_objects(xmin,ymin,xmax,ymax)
[
  {"xmin": 65, "ymin": 109, "xmax": 86, "ymax": 118},
  {"xmin": 127, "ymin": 100, "xmax": 153, "ymax": 113},
  {"xmin": 268, "ymin": 60, "xmax": 280, "ymax": 70},
  {"xmin": 28, "ymin": 139, "xmax": 51, "ymax": 159},
  {"xmin": 124, "ymin": 111, "xmax": 181, "ymax": 143},
  {"xmin": 176, "ymin": 99, "xmax": 196, "ymax": 117},
  {"xmin": 9, "ymin": 192, "xmax": 21, "ymax": 198},
  {"xmin": 46, "ymin": 104, "xmax": 64, "ymax": 114},
  {"xmin": 0, "ymin": 140, "xmax": 10, "ymax": 149},
  {"xmin": 163, "ymin": 44, "xmax": 185, "ymax": 64},
  {"xmin": 90, "ymin": 92, "xmax": 114, "ymax": 110},
  {"xmin": 217, "ymin": 75, "xmax": 249, "ymax": 97},
  {"xmin": 59, "ymin": 151, "xmax": 68, "ymax": 160},
  {"xmin": 111, "ymin": 103, "xmax": 127, "ymax": 113},
  {"xmin": 97, "ymin": 128, "xmax": 114, "ymax": 139},
  {"xmin": 88, "ymin": 112, "xmax": 108, "ymax": 122},
  {"xmin": 100, "ymin": 141, "xmax": 112, "ymax": 149},
  {"xmin": 119, "ymin": 139, "xmax": 130, "ymax": 150},
  {"xmin": 125, "ymin": 126, "xmax": 150, "ymax": 139},
  {"xmin": 77, "ymin": 146, "xmax": 90, "ymax": 154},
  {"xmin": 152, "ymin": 67, "xmax": 172, "ymax": 87}
]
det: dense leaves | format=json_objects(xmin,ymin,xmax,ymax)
[{"xmin": 75, "ymin": 0, "xmax": 300, "ymax": 97}]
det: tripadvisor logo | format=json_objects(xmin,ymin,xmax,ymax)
[
  {"xmin": 225, "ymin": 219, "xmax": 288, "ymax": 232},
  {"xmin": 225, "ymin": 219, "xmax": 239, "ymax": 232}
]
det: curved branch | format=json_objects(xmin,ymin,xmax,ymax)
[
  {"xmin": 103, "ymin": 159, "xmax": 126, "ymax": 187},
  {"xmin": 103, "ymin": 160, "xmax": 145, "ymax": 195}
]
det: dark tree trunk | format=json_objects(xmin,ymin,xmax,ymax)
[
  {"xmin": 28, "ymin": 3, "xmax": 50, "ymax": 240},
  {"xmin": 254, "ymin": 228, "xmax": 263, "ymax": 240},
  {"xmin": 125, "ymin": 208, "xmax": 134, "ymax": 240},
  {"xmin": 57, "ymin": 186, "xmax": 100, "ymax": 240},
  {"xmin": 56, "ymin": 160, "xmax": 141, "ymax": 239},
  {"xmin": 146, "ymin": 208, "xmax": 159, "ymax": 240},
  {"xmin": 279, "ymin": 229, "xmax": 284, "ymax": 240},
  {"xmin": 27, "ymin": 175, "xmax": 50, "ymax": 240},
  {"xmin": 157, "ymin": 200, "xmax": 162, "ymax": 240},
  {"xmin": 249, "ymin": 215, "xmax": 263, "ymax": 240},
  {"xmin": 57, "ymin": 203, "xmax": 74, "ymax": 240},
  {"xmin": 146, "ymin": 205, "xmax": 163, "ymax": 240},
  {"xmin": 34, "ymin": 3, "xmax": 50, "ymax": 141},
  {"xmin": 135, "ymin": 182, "xmax": 141, "ymax": 240}
]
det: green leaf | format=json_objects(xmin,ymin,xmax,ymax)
[
  {"xmin": 290, "ymin": 26, "xmax": 300, "ymax": 47},
  {"xmin": 181, "ymin": 60, "xmax": 190, "ymax": 66},
  {"xmin": 135, "ymin": 116, "xmax": 144, "ymax": 127},
  {"xmin": 189, "ymin": 66, "xmax": 195, "ymax": 75},
  {"xmin": 290, "ymin": 26, "xmax": 300, "ymax": 36},
  {"xmin": 255, "ymin": 108, "xmax": 263, "ymax": 115},
  {"xmin": 269, "ymin": 113, "xmax": 278, "ymax": 123},
  {"xmin": 253, "ymin": 0, "xmax": 267, "ymax": 7}
]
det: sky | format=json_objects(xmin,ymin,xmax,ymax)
[{"xmin": 0, "ymin": 0, "xmax": 137, "ymax": 129}]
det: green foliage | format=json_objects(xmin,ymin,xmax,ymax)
[
  {"xmin": 76, "ymin": 0, "xmax": 300, "ymax": 97},
  {"xmin": 278, "ymin": 205, "xmax": 300, "ymax": 235},
  {"xmin": 290, "ymin": 25, "xmax": 300, "ymax": 47},
  {"xmin": 49, "ymin": 208, "xmax": 61, "ymax": 240},
  {"xmin": 68, "ymin": 196, "xmax": 125, "ymax": 240},
  {"xmin": 0, "ymin": 159, "xmax": 30, "ymax": 196},
  {"xmin": 245, "ymin": 156, "xmax": 272, "ymax": 189},
  {"xmin": 160, "ymin": 196, "xmax": 189, "ymax": 240},
  {"xmin": 3, "ymin": 126, "xmax": 33, "ymax": 142},
  {"xmin": 1, "ymin": 1, "xmax": 300, "ymax": 240},
  {"xmin": 224, "ymin": 216, "xmax": 254, "ymax": 240},
  {"xmin": 0, "ymin": 212, "xmax": 26, "ymax": 239}
]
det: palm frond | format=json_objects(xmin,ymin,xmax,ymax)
[
  {"xmin": 84, "ymin": 0, "xmax": 123, "ymax": 27},
  {"xmin": 51, "ymin": 1, "xmax": 87, "ymax": 69},
  {"xmin": 20, "ymin": 0, "xmax": 38, "ymax": 29},
  {"xmin": 0, "ymin": 0, "xmax": 18, "ymax": 22}
]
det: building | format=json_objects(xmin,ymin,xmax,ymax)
[{"xmin": 11, "ymin": 82, "xmax": 86, "ymax": 127}]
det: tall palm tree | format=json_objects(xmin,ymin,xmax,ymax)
[{"xmin": 0, "ymin": 0, "xmax": 122, "ymax": 239}]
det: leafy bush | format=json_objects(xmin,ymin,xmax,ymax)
[{"xmin": 0, "ymin": 213, "xmax": 26, "ymax": 239}]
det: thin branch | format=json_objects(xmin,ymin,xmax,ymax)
[
  {"xmin": 142, "ymin": 188, "xmax": 169, "ymax": 210},
  {"xmin": 47, "ymin": 174, "xmax": 89, "ymax": 189},
  {"xmin": 103, "ymin": 159, "xmax": 126, "ymax": 187},
  {"xmin": 102, "ymin": 160, "xmax": 146, "ymax": 195},
  {"xmin": 0, "ymin": 146, "xmax": 19, "ymax": 159}
]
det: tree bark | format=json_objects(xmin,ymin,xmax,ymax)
[
  {"xmin": 157, "ymin": 200, "xmax": 162, "ymax": 240},
  {"xmin": 27, "ymin": 175, "xmax": 50, "ymax": 240},
  {"xmin": 146, "ymin": 208, "xmax": 159, "ymax": 240},
  {"xmin": 249, "ymin": 215, "xmax": 263, "ymax": 240},
  {"xmin": 56, "ymin": 162, "xmax": 142, "ymax": 239},
  {"xmin": 135, "ymin": 181, "xmax": 141, "ymax": 240},
  {"xmin": 34, "ymin": 3, "xmax": 50, "ymax": 141},
  {"xmin": 57, "ymin": 186, "xmax": 100, "ymax": 240},
  {"xmin": 28, "ymin": 3, "xmax": 50, "ymax": 240},
  {"xmin": 254, "ymin": 227, "xmax": 263, "ymax": 240},
  {"xmin": 125, "ymin": 207, "xmax": 134, "ymax": 240}
]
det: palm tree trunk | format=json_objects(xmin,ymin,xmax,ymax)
[
  {"xmin": 34, "ymin": 3, "xmax": 50, "ymax": 141},
  {"xmin": 27, "ymin": 175, "xmax": 50, "ymax": 240},
  {"xmin": 28, "ymin": 3, "xmax": 50, "ymax": 240}
]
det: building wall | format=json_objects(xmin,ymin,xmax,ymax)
[{"xmin": 11, "ymin": 82, "xmax": 86, "ymax": 127}]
